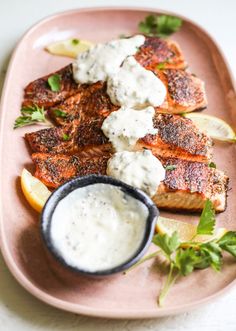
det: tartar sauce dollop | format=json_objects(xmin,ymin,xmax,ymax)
[
  {"xmin": 107, "ymin": 150, "xmax": 166, "ymax": 197},
  {"xmin": 72, "ymin": 35, "xmax": 145, "ymax": 84},
  {"xmin": 101, "ymin": 106, "xmax": 157, "ymax": 152},
  {"xmin": 107, "ymin": 56, "xmax": 166, "ymax": 108},
  {"xmin": 50, "ymin": 183, "xmax": 148, "ymax": 272}
]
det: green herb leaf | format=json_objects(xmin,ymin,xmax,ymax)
[
  {"xmin": 157, "ymin": 15, "xmax": 182, "ymax": 38},
  {"xmin": 200, "ymin": 242, "xmax": 222, "ymax": 271},
  {"xmin": 153, "ymin": 231, "xmax": 180, "ymax": 257},
  {"xmin": 175, "ymin": 248, "xmax": 201, "ymax": 276},
  {"xmin": 209, "ymin": 162, "xmax": 216, "ymax": 168},
  {"xmin": 71, "ymin": 38, "xmax": 80, "ymax": 45},
  {"xmin": 14, "ymin": 105, "xmax": 46, "ymax": 129},
  {"xmin": 48, "ymin": 74, "xmax": 61, "ymax": 92},
  {"xmin": 138, "ymin": 14, "xmax": 182, "ymax": 38},
  {"xmin": 156, "ymin": 62, "xmax": 166, "ymax": 70},
  {"xmin": 218, "ymin": 231, "xmax": 236, "ymax": 258},
  {"xmin": 197, "ymin": 199, "xmax": 215, "ymax": 235},
  {"xmin": 53, "ymin": 109, "xmax": 67, "ymax": 118},
  {"xmin": 62, "ymin": 133, "xmax": 70, "ymax": 141},
  {"xmin": 165, "ymin": 165, "xmax": 177, "ymax": 171}
]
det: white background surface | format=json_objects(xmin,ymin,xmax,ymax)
[{"xmin": 0, "ymin": 1, "xmax": 236, "ymax": 330}]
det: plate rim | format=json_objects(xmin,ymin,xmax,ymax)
[{"xmin": 0, "ymin": 6, "xmax": 236, "ymax": 319}]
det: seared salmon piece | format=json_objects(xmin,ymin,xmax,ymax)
[
  {"xmin": 48, "ymin": 81, "xmax": 117, "ymax": 126},
  {"xmin": 157, "ymin": 69, "xmax": 207, "ymax": 113},
  {"xmin": 26, "ymin": 114, "xmax": 212, "ymax": 163},
  {"xmin": 135, "ymin": 36, "xmax": 187, "ymax": 70},
  {"xmin": 31, "ymin": 153, "xmax": 228, "ymax": 212},
  {"xmin": 32, "ymin": 153, "xmax": 111, "ymax": 188},
  {"xmin": 154, "ymin": 158, "xmax": 228, "ymax": 212},
  {"xmin": 22, "ymin": 37, "xmax": 189, "ymax": 112},
  {"xmin": 46, "ymin": 71, "xmax": 206, "ymax": 125},
  {"xmin": 23, "ymin": 65, "xmax": 80, "ymax": 108}
]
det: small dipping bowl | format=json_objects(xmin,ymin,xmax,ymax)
[{"xmin": 41, "ymin": 175, "xmax": 159, "ymax": 277}]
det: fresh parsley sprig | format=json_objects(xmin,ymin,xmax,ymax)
[
  {"xmin": 14, "ymin": 104, "xmax": 47, "ymax": 129},
  {"xmin": 138, "ymin": 14, "xmax": 182, "ymax": 38},
  {"xmin": 127, "ymin": 199, "xmax": 236, "ymax": 306},
  {"xmin": 48, "ymin": 74, "xmax": 61, "ymax": 92}
]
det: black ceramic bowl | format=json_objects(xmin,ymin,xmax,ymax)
[{"xmin": 41, "ymin": 175, "xmax": 159, "ymax": 277}]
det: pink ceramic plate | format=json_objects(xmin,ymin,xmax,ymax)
[{"xmin": 0, "ymin": 7, "xmax": 236, "ymax": 319}]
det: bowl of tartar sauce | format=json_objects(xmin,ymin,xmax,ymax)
[{"xmin": 41, "ymin": 175, "xmax": 158, "ymax": 276}]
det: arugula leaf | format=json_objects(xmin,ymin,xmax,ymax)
[
  {"xmin": 14, "ymin": 105, "xmax": 46, "ymax": 129},
  {"xmin": 209, "ymin": 162, "xmax": 216, "ymax": 168},
  {"xmin": 218, "ymin": 231, "xmax": 236, "ymax": 258},
  {"xmin": 164, "ymin": 165, "xmax": 177, "ymax": 171},
  {"xmin": 152, "ymin": 231, "xmax": 180, "ymax": 257},
  {"xmin": 48, "ymin": 74, "xmax": 61, "ymax": 92},
  {"xmin": 197, "ymin": 199, "xmax": 215, "ymax": 235},
  {"xmin": 53, "ymin": 109, "xmax": 68, "ymax": 118},
  {"xmin": 138, "ymin": 14, "xmax": 182, "ymax": 38},
  {"xmin": 62, "ymin": 133, "xmax": 70, "ymax": 141}
]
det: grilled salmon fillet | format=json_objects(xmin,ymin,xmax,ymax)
[
  {"xmin": 25, "ymin": 113, "xmax": 213, "ymax": 163},
  {"xmin": 23, "ymin": 65, "xmax": 80, "ymax": 108},
  {"xmin": 31, "ymin": 153, "xmax": 228, "ymax": 212},
  {"xmin": 156, "ymin": 69, "xmax": 207, "ymax": 113},
  {"xmin": 23, "ymin": 37, "xmax": 186, "ymax": 110},
  {"xmin": 135, "ymin": 36, "xmax": 187, "ymax": 70},
  {"xmin": 45, "ymin": 70, "xmax": 206, "ymax": 125}
]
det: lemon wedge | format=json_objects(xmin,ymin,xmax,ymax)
[
  {"xmin": 184, "ymin": 113, "xmax": 236, "ymax": 142},
  {"xmin": 156, "ymin": 216, "xmax": 226, "ymax": 245},
  {"xmin": 45, "ymin": 38, "xmax": 93, "ymax": 58},
  {"xmin": 21, "ymin": 168, "xmax": 51, "ymax": 213}
]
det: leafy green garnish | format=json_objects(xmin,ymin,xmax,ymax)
[
  {"xmin": 153, "ymin": 232, "xmax": 180, "ymax": 258},
  {"xmin": 14, "ymin": 105, "xmax": 46, "ymax": 129},
  {"xmin": 138, "ymin": 14, "xmax": 182, "ymax": 38},
  {"xmin": 62, "ymin": 133, "xmax": 70, "ymax": 141},
  {"xmin": 156, "ymin": 62, "xmax": 166, "ymax": 70},
  {"xmin": 127, "ymin": 199, "xmax": 236, "ymax": 306},
  {"xmin": 218, "ymin": 231, "xmax": 236, "ymax": 257},
  {"xmin": 48, "ymin": 74, "xmax": 61, "ymax": 92},
  {"xmin": 197, "ymin": 199, "xmax": 215, "ymax": 235},
  {"xmin": 209, "ymin": 162, "xmax": 216, "ymax": 168},
  {"xmin": 71, "ymin": 38, "xmax": 80, "ymax": 45},
  {"xmin": 53, "ymin": 109, "xmax": 67, "ymax": 118},
  {"xmin": 164, "ymin": 165, "xmax": 177, "ymax": 171}
]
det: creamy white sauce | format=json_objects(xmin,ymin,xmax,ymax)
[
  {"xmin": 72, "ymin": 35, "xmax": 145, "ymax": 84},
  {"xmin": 101, "ymin": 106, "xmax": 157, "ymax": 152},
  {"xmin": 107, "ymin": 56, "xmax": 166, "ymax": 108},
  {"xmin": 50, "ymin": 183, "xmax": 147, "ymax": 272},
  {"xmin": 107, "ymin": 150, "xmax": 166, "ymax": 197}
]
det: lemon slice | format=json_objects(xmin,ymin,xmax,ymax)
[
  {"xmin": 45, "ymin": 38, "xmax": 93, "ymax": 58},
  {"xmin": 156, "ymin": 216, "xmax": 226, "ymax": 244},
  {"xmin": 184, "ymin": 113, "xmax": 236, "ymax": 142},
  {"xmin": 21, "ymin": 168, "xmax": 51, "ymax": 213}
]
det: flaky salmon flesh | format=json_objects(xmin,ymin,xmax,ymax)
[
  {"xmin": 26, "ymin": 113, "xmax": 213, "ymax": 163},
  {"xmin": 31, "ymin": 153, "xmax": 228, "ymax": 213},
  {"xmin": 23, "ymin": 37, "xmax": 207, "ymax": 116}
]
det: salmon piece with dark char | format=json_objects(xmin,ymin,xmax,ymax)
[
  {"xmin": 135, "ymin": 36, "xmax": 187, "ymax": 70},
  {"xmin": 47, "ymin": 70, "xmax": 206, "ymax": 125},
  {"xmin": 23, "ymin": 37, "xmax": 186, "ymax": 110},
  {"xmin": 25, "ymin": 113, "xmax": 213, "ymax": 163},
  {"xmin": 23, "ymin": 65, "xmax": 80, "ymax": 108},
  {"xmin": 31, "ymin": 153, "xmax": 228, "ymax": 212}
]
